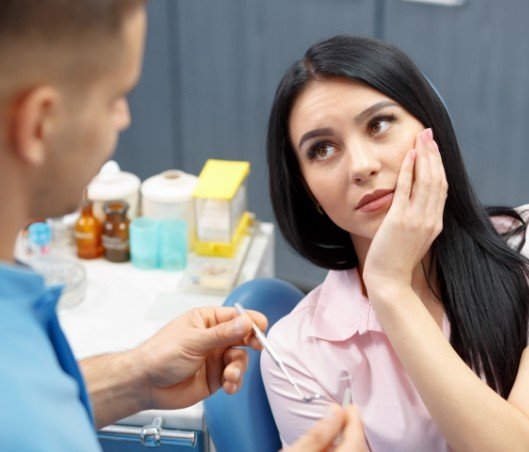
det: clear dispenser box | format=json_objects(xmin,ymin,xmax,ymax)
[{"xmin": 193, "ymin": 159, "xmax": 252, "ymax": 257}]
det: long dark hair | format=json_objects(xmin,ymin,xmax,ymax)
[{"xmin": 267, "ymin": 35, "xmax": 529, "ymax": 398}]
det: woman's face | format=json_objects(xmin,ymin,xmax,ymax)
[{"xmin": 289, "ymin": 77, "xmax": 425, "ymax": 243}]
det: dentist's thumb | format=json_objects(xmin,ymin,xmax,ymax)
[{"xmin": 198, "ymin": 314, "xmax": 253, "ymax": 351}]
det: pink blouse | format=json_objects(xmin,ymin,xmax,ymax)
[{"xmin": 261, "ymin": 210, "xmax": 529, "ymax": 451}]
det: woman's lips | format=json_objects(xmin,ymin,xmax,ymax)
[{"xmin": 356, "ymin": 192, "xmax": 394, "ymax": 213}]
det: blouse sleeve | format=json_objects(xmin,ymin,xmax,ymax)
[{"xmin": 260, "ymin": 318, "xmax": 335, "ymax": 447}]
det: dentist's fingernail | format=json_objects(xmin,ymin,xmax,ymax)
[
  {"xmin": 325, "ymin": 404, "xmax": 339, "ymax": 419},
  {"xmin": 235, "ymin": 316, "xmax": 246, "ymax": 332},
  {"xmin": 225, "ymin": 382, "xmax": 238, "ymax": 393}
]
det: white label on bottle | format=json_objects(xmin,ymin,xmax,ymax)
[
  {"xmin": 75, "ymin": 231, "xmax": 95, "ymax": 240},
  {"xmin": 102, "ymin": 236, "xmax": 128, "ymax": 251}
]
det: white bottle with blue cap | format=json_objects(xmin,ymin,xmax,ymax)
[{"xmin": 26, "ymin": 222, "xmax": 87, "ymax": 310}]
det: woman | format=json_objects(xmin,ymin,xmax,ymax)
[{"xmin": 261, "ymin": 35, "xmax": 529, "ymax": 451}]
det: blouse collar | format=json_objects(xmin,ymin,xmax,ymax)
[{"xmin": 308, "ymin": 268, "xmax": 384, "ymax": 341}]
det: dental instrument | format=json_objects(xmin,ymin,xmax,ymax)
[{"xmin": 234, "ymin": 302, "xmax": 322, "ymax": 403}]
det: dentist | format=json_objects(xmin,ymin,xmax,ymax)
[{"xmin": 0, "ymin": 1, "xmax": 365, "ymax": 451}]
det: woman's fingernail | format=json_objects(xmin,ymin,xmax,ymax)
[
  {"xmin": 427, "ymin": 128, "xmax": 433, "ymax": 141},
  {"xmin": 232, "ymin": 368, "xmax": 241, "ymax": 380},
  {"xmin": 420, "ymin": 129, "xmax": 429, "ymax": 145}
]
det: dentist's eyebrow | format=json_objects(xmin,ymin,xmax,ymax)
[
  {"xmin": 354, "ymin": 101, "xmax": 399, "ymax": 125},
  {"xmin": 298, "ymin": 128, "xmax": 334, "ymax": 149}
]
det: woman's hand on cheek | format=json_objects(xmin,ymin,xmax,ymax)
[{"xmin": 363, "ymin": 128, "xmax": 448, "ymax": 298}]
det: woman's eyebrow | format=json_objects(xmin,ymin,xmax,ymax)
[
  {"xmin": 354, "ymin": 101, "xmax": 398, "ymax": 124},
  {"xmin": 297, "ymin": 101, "xmax": 398, "ymax": 149},
  {"xmin": 298, "ymin": 128, "xmax": 334, "ymax": 149}
]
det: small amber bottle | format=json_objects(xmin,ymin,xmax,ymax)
[
  {"xmin": 75, "ymin": 199, "xmax": 103, "ymax": 259},
  {"xmin": 102, "ymin": 201, "xmax": 130, "ymax": 262}
]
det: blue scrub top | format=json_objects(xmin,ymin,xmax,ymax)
[{"xmin": 0, "ymin": 262, "xmax": 101, "ymax": 451}]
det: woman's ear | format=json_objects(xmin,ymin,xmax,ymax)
[{"xmin": 9, "ymin": 85, "xmax": 61, "ymax": 166}]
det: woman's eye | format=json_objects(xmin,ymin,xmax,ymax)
[
  {"xmin": 368, "ymin": 114, "xmax": 396, "ymax": 136},
  {"xmin": 307, "ymin": 142, "xmax": 337, "ymax": 161}
]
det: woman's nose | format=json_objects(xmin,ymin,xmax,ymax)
[{"xmin": 346, "ymin": 141, "xmax": 381, "ymax": 183}]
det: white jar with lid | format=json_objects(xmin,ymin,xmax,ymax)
[
  {"xmin": 87, "ymin": 161, "xmax": 141, "ymax": 222},
  {"xmin": 141, "ymin": 170, "xmax": 198, "ymax": 247}
]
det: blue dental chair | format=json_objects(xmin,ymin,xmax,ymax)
[{"xmin": 204, "ymin": 278, "xmax": 304, "ymax": 452}]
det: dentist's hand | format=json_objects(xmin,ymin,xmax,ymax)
[
  {"xmin": 363, "ymin": 128, "xmax": 448, "ymax": 296},
  {"xmin": 132, "ymin": 306, "xmax": 267, "ymax": 410},
  {"xmin": 284, "ymin": 404, "xmax": 369, "ymax": 452}
]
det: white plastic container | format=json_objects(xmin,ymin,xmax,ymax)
[
  {"xmin": 141, "ymin": 170, "xmax": 198, "ymax": 247},
  {"xmin": 87, "ymin": 161, "xmax": 141, "ymax": 222}
]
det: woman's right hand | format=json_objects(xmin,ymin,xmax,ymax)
[
  {"xmin": 362, "ymin": 128, "xmax": 447, "ymax": 296},
  {"xmin": 283, "ymin": 404, "xmax": 369, "ymax": 452}
]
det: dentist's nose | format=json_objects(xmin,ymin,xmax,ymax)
[
  {"xmin": 347, "ymin": 140, "xmax": 381, "ymax": 183},
  {"xmin": 114, "ymin": 98, "xmax": 131, "ymax": 131}
]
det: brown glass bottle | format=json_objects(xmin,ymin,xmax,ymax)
[
  {"xmin": 75, "ymin": 199, "xmax": 103, "ymax": 259},
  {"xmin": 102, "ymin": 201, "xmax": 130, "ymax": 262}
]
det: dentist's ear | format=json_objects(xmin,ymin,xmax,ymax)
[{"xmin": 9, "ymin": 85, "xmax": 61, "ymax": 166}]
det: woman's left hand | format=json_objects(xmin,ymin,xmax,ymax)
[{"xmin": 363, "ymin": 128, "xmax": 448, "ymax": 295}]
